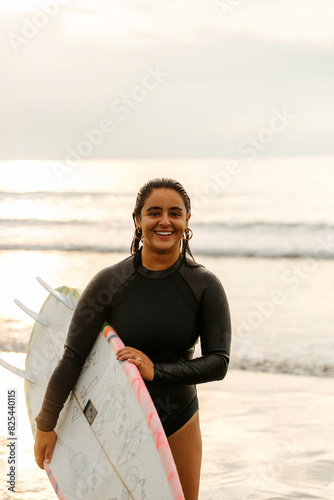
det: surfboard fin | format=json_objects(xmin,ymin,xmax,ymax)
[
  {"xmin": 36, "ymin": 276, "xmax": 74, "ymax": 310},
  {"xmin": 14, "ymin": 299, "xmax": 48, "ymax": 327},
  {"xmin": 0, "ymin": 357, "xmax": 36, "ymax": 383}
]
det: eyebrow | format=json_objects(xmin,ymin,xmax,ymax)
[{"xmin": 146, "ymin": 206, "xmax": 183, "ymax": 211}]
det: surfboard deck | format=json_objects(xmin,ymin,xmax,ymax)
[{"xmin": 11, "ymin": 281, "xmax": 184, "ymax": 499}]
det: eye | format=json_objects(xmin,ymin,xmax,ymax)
[
  {"xmin": 170, "ymin": 212, "xmax": 181, "ymax": 217},
  {"xmin": 149, "ymin": 212, "xmax": 160, "ymax": 217}
]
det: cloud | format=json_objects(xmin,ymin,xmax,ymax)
[
  {"xmin": 218, "ymin": 0, "xmax": 334, "ymax": 47},
  {"xmin": 0, "ymin": 1, "xmax": 333, "ymax": 158}
]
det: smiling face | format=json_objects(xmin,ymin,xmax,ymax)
[{"xmin": 135, "ymin": 188, "xmax": 190, "ymax": 260}]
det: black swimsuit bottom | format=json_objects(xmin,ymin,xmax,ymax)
[
  {"xmin": 164, "ymin": 396, "xmax": 199, "ymax": 437},
  {"xmin": 36, "ymin": 250, "xmax": 231, "ymax": 436}
]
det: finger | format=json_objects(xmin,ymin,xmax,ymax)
[
  {"xmin": 116, "ymin": 347, "xmax": 132, "ymax": 358},
  {"xmin": 34, "ymin": 442, "xmax": 44, "ymax": 469},
  {"xmin": 36, "ymin": 453, "xmax": 45, "ymax": 469},
  {"xmin": 116, "ymin": 351, "xmax": 129, "ymax": 360},
  {"xmin": 116, "ymin": 347, "xmax": 127, "ymax": 355},
  {"xmin": 117, "ymin": 346, "xmax": 140, "ymax": 354},
  {"xmin": 128, "ymin": 358, "xmax": 142, "ymax": 366},
  {"xmin": 118, "ymin": 355, "xmax": 139, "ymax": 363},
  {"xmin": 44, "ymin": 444, "xmax": 54, "ymax": 466},
  {"xmin": 123, "ymin": 352, "xmax": 142, "ymax": 362},
  {"xmin": 117, "ymin": 349, "xmax": 138, "ymax": 360}
]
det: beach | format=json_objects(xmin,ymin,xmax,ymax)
[
  {"xmin": 1, "ymin": 361, "xmax": 333, "ymax": 499},
  {"xmin": 198, "ymin": 370, "xmax": 334, "ymax": 500}
]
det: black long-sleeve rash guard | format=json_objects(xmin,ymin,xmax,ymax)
[{"xmin": 36, "ymin": 249, "xmax": 231, "ymax": 433}]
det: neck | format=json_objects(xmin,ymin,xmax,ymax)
[{"xmin": 141, "ymin": 246, "xmax": 181, "ymax": 270}]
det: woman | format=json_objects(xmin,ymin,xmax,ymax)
[{"xmin": 34, "ymin": 178, "xmax": 231, "ymax": 500}]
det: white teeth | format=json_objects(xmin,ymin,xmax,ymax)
[{"xmin": 156, "ymin": 232, "xmax": 173, "ymax": 236}]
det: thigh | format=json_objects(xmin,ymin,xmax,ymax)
[{"xmin": 167, "ymin": 411, "xmax": 202, "ymax": 500}]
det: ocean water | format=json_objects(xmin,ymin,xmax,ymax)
[{"xmin": 0, "ymin": 157, "xmax": 333, "ymax": 378}]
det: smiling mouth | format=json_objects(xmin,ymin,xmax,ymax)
[{"xmin": 154, "ymin": 231, "xmax": 175, "ymax": 236}]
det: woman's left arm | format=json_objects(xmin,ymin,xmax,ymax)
[{"xmin": 152, "ymin": 271, "xmax": 231, "ymax": 385}]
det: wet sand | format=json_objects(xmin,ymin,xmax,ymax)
[
  {"xmin": 198, "ymin": 370, "xmax": 334, "ymax": 500},
  {"xmin": 0, "ymin": 355, "xmax": 333, "ymax": 500}
]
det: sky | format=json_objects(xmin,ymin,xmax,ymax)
[{"xmin": 0, "ymin": 0, "xmax": 333, "ymax": 159}]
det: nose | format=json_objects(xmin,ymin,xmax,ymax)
[{"xmin": 159, "ymin": 211, "xmax": 171, "ymax": 227}]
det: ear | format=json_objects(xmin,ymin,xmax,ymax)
[
  {"xmin": 135, "ymin": 215, "xmax": 141, "ymax": 228},
  {"xmin": 186, "ymin": 213, "xmax": 191, "ymax": 226}
]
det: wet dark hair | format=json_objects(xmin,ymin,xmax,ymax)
[{"xmin": 131, "ymin": 178, "xmax": 194, "ymax": 261}]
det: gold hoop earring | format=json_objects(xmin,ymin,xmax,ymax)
[
  {"xmin": 182, "ymin": 228, "xmax": 193, "ymax": 241},
  {"xmin": 134, "ymin": 227, "xmax": 144, "ymax": 241}
]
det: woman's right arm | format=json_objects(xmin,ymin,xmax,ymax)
[
  {"xmin": 33, "ymin": 256, "xmax": 136, "ymax": 468},
  {"xmin": 35, "ymin": 267, "xmax": 112, "ymax": 435}
]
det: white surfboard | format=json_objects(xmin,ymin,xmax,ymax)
[{"xmin": 1, "ymin": 279, "xmax": 184, "ymax": 500}]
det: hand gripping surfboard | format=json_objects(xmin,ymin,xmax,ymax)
[{"xmin": 0, "ymin": 278, "xmax": 184, "ymax": 500}]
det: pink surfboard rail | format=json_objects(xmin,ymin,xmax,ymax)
[{"xmin": 102, "ymin": 322, "xmax": 185, "ymax": 500}]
